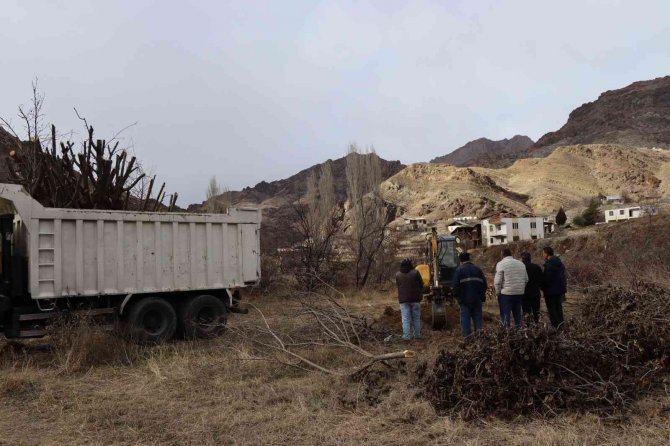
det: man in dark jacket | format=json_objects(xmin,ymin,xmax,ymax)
[
  {"xmin": 541, "ymin": 246, "xmax": 567, "ymax": 328},
  {"xmin": 520, "ymin": 252, "xmax": 543, "ymax": 324},
  {"xmin": 395, "ymin": 258, "xmax": 424, "ymax": 340},
  {"xmin": 452, "ymin": 252, "xmax": 487, "ymax": 336}
]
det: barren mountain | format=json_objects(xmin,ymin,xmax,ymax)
[
  {"xmin": 430, "ymin": 135, "xmax": 534, "ymax": 167},
  {"xmin": 190, "ymin": 153, "xmax": 405, "ymax": 211},
  {"xmin": 382, "ymin": 144, "xmax": 670, "ymax": 221},
  {"xmin": 394, "ymin": 77, "xmax": 670, "ymax": 220},
  {"xmin": 534, "ymin": 76, "xmax": 670, "ymax": 151},
  {"xmin": 486, "ymin": 144, "xmax": 670, "ymax": 210}
]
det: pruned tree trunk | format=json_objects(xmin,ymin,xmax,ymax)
[
  {"xmin": 2, "ymin": 83, "xmax": 173, "ymax": 211},
  {"xmin": 292, "ymin": 160, "xmax": 344, "ymax": 290}
]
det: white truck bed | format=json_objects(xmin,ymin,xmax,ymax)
[{"xmin": 0, "ymin": 184, "xmax": 261, "ymax": 300}]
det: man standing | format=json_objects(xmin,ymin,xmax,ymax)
[
  {"xmin": 521, "ymin": 252, "xmax": 543, "ymax": 324},
  {"xmin": 542, "ymin": 246, "xmax": 567, "ymax": 328},
  {"xmin": 452, "ymin": 252, "xmax": 487, "ymax": 337},
  {"xmin": 494, "ymin": 248, "xmax": 528, "ymax": 328},
  {"xmin": 395, "ymin": 258, "xmax": 423, "ymax": 340}
]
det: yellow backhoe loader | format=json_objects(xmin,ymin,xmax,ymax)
[{"xmin": 416, "ymin": 227, "xmax": 462, "ymax": 329}]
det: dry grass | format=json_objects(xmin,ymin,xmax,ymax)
[
  {"xmin": 0, "ymin": 290, "xmax": 668, "ymax": 445},
  {"xmin": 47, "ymin": 315, "xmax": 143, "ymax": 374}
]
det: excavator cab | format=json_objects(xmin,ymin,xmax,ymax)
[{"xmin": 417, "ymin": 228, "xmax": 461, "ymax": 329}]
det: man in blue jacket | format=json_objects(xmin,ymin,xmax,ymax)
[
  {"xmin": 541, "ymin": 246, "xmax": 567, "ymax": 328},
  {"xmin": 452, "ymin": 252, "xmax": 488, "ymax": 337}
]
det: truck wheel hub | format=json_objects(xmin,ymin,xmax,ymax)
[{"xmin": 142, "ymin": 310, "xmax": 164, "ymax": 334}]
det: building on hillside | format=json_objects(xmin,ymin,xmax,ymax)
[
  {"xmin": 602, "ymin": 195, "xmax": 625, "ymax": 205},
  {"xmin": 447, "ymin": 219, "xmax": 473, "ymax": 233},
  {"xmin": 400, "ymin": 217, "xmax": 428, "ymax": 231},
  {"xmin": 480, "ymin": 214, "xmax": 545, "ymax": 246},
  {"xmin": 604, "ymin": 205, "xmax": 659, "ymax": 223},
  {"xmin": 446, "ymin": 219, "xmax": 482, "ymax": 248},
  {"xmin": 544, "ymin": 220, "xmax": 557, "ymax": 234}
]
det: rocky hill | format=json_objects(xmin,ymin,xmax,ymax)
[
  {"xmin": 382, "ymin": 164, "xmax": 533, "ymax": 220},
  {"xmin": 534, "ymin": 76, "xmax": 670, "ymax": 151},
  {"xmin": 190, "ymin": 153, "xmax": 405, "ymax": 211},
  {"xmin": 382, "ymin": 144, "xmax": 670, "ymax": 221},
  {"xmin": 430, "ymin": 135, "xmax": 534, "ymax": 167}
]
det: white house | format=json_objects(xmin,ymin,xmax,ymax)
[
  {"xmin": 400, "ymin": 217, "xmax": 428, "ymax": 231},
  {"xmin": 480, "ymin": 215, "xmax": 545, "ymax": 246},
  {"xmin": 604, "ymin": 205, "xmax": 658, "ymax": 223},
  {"xmin": 450, "ymin": 215, "xmax": 478, "ymax": 222}
]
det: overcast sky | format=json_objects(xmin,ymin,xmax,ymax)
[{"xmin": 2, "ymin": 1, "xmax": 669, "ymax": 204}]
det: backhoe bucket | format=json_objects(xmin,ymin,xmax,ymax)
[{"xmin": 431, "ymin": 300, "xmax": 447, "ymax": 330}]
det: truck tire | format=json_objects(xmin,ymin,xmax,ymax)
[
  {"xmin": 126, "ymin": 297, "xmax": 177, "ymax": 344},
  {"xmin": 180, "ymin": 294, "xmax": 228, "ymax": 339}
]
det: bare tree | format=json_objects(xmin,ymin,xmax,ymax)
[
  {"xmin": 292, "ymin": 161, "xmax": 344, "ymax": 289},
  {"xmin": 0, "ymin": 78, "xmax": 48, "ymax": 144},
  {"xmin": 345, "ymin": 145, "xmax": 395, "ymax": 289},
  {"xmin": 369, "ymin": 230, "xmax": 400, "ymax": 288},
  {"xmin": 1, "ymin": 82, "xmax": 170, "ymax": 210},
  {"xmin": 0, "ymin": 79, "xmax": 48, "ymax": 197},
  {"xmin": 204, "ymin": 176, "xmax": 229, "ymax": 213},
  {"xmin": 206, "ymin": 176, "xmax": 221, "ymax": 202},
  {"xmin": 219, "ymin": 185, "xmax": 232, "ymax": 211}
]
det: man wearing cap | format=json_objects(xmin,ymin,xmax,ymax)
[{"xmin": 395, "ymin": 258, "xmax": 424, "ymax": 340}]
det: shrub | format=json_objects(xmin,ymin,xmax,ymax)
[
  {"xmin": 572, "ymin": 215, "xmax": 586, "ymax": 226},
  {"xmin": 555, "ymin": 207, "xmax": 567, "ymax": 226}
]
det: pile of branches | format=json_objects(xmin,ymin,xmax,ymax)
[
  {"xmin": 425, "ymin": 283, "xmax": 670, "ymax": 419},
  {"xmin": 5, "ymin": 124, "xmax": 175, "ymax": 211},
  {"xmin": 226, "ymin": 293, "xmax": 411, "ymax": 377},
  {"xmin": 297, "ymin": 293, "xmax": 387, "ymax": 344}
]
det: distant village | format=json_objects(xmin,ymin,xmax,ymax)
[{"xmin": 399, "ymin": 193, "xmax": 660, "ymax": 248}]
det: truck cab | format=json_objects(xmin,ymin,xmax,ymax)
[{"xmin": 0, "ymin": 213, "xmax": 30, "ymax": 333}]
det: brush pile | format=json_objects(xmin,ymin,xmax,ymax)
[{"xmin": 425, "ymin": 283, "xmax": 670, "ymax": 418}]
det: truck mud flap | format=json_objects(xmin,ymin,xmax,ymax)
[{"xmin": 229, "ymin": 305, "xmax": 249, "ymax": 314}]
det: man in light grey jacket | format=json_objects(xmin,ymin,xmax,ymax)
[{"xmin": 494, "ymin": 248, "xmax": 528, "ymax": 327}]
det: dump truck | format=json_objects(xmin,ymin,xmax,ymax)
[
  {"xmin": 416, "ymin": 228, "xmax": 461, "ymax": 329},
  {"xmin": 0, "ymin": 184, "xmax": 261, "ymax": 343}
]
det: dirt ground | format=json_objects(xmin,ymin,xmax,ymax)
[{"xmin": 0, "ymin": 289, "xmax": 669, "ymax": 446}]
